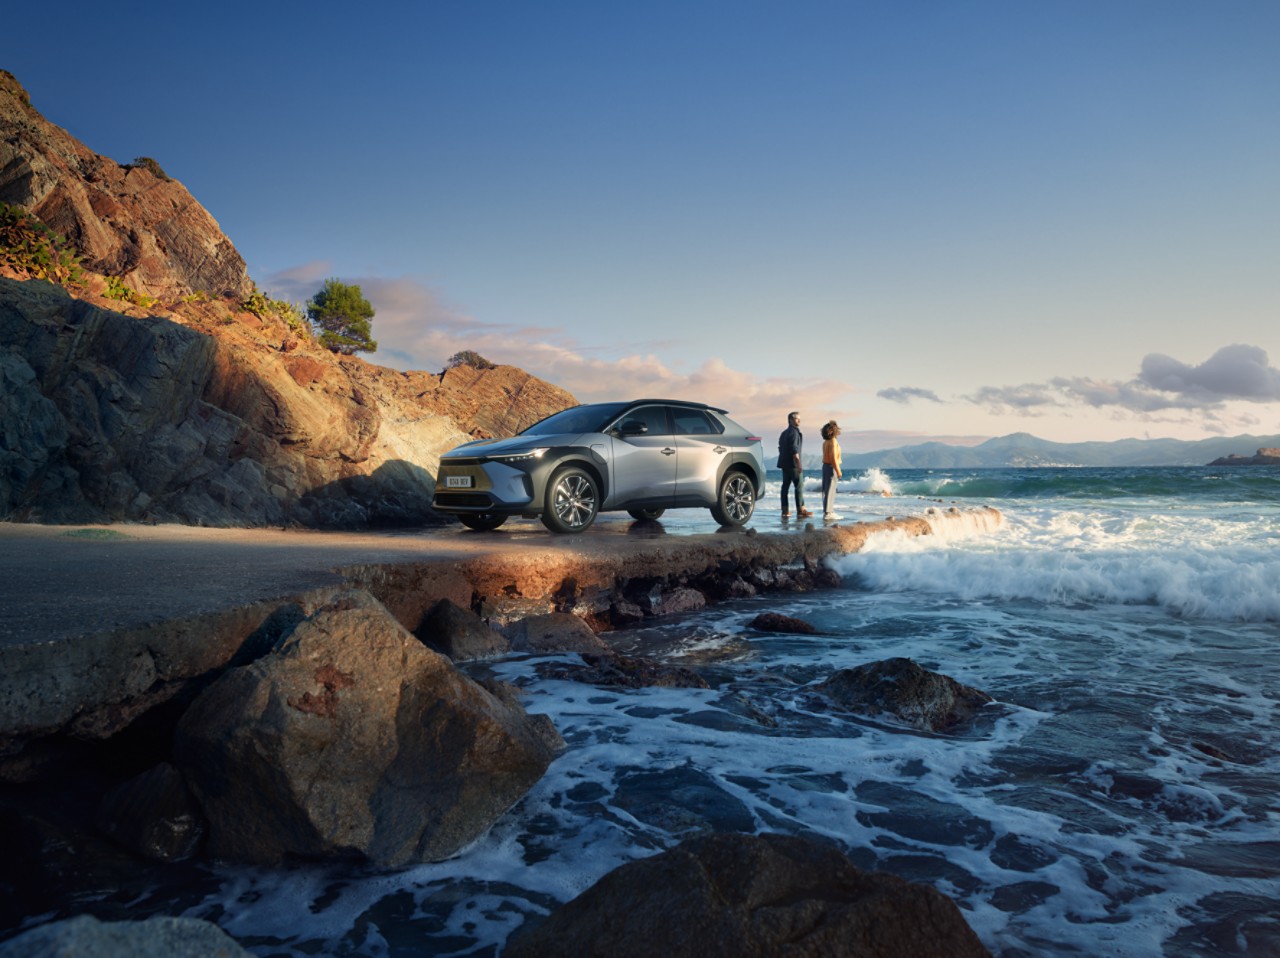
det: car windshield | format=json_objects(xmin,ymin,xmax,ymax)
[{"xmin": 520, "ymin": 402, "xmax": 631, "ymax": 437}]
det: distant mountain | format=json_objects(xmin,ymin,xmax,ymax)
[{"xmin": 838, "ymin": 432, "xmax": 1280, "ymax": 469}]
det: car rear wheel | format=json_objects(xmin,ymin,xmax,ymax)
[
  {"xmin": 458, "ymin": 512, "xmax": 507, "ymax": 531},
  {"xmin": 627, "ymin": 507, "xmax": 666, "ymax": 521},
  {"xmin": 542, "ymin": 466, "xmax": 599, "ymax": 533},
  {"xmin": 710, "ymin": 471, "xmax": 755, "ymax": 526}
]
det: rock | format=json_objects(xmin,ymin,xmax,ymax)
[
  {"xmin": 94, "ymin": 762, "xmax": 204, "ymax": 862},
  {"xmin": 1, "ymin": 72, "xmax": 252, "ymax": 303},
  {"xmin": 417, "ymin": 597, "xmax": 509, "ymax": 661},
  {"xmin": 748, "ymin": 612, "xmax": 818, "ymax": 634},
  {"xmin": 503, "ymin": 832, "xmax": 991, "ymax": 958},
  {"xmin": 609, "ymin": 598, "xmax": 646, "ymax": 626},
  {"xmin": 0, "ymin": 913, "xmax": 251, "ymax": 958},
  {"xmin": 503, "ymin": 612, "xmax": 610, "ymax": 655},
  {"xmin": 656, "ymin": 587, "xmax": 708, "ymax": 616},
  {"xmin": 817, "ymin": 658, "xmax": 993, "ymax": 732},
  {"xmin": 172, "ymin": 590, "xmax": 563, "ymax": 865},
  {"xmin": 1208, "ymin": 447, "xmax": 1280, "ymax": 466},
  {"xmin": 814, "ymin": 566, "xmax": 842, "ymax": 588},
  {"xmin": 541, "ymin": 651, "xmax": 710, "ymax": 689}
]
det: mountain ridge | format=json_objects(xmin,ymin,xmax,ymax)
[{"xmin": 835, "ymin": 432, "xmax": 1280, "ymax": 469}]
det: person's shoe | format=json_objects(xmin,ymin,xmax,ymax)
[
  {"xmin": 797, "ymin": 508, "xmax": 813, "ymax": 518},
  {"xmin": 781, "ymin": 511, "xmax": 791, "ymax": 518},
  {"xmin": 824, "ymin": 512, "xmax": 842, "ymax": 521}
]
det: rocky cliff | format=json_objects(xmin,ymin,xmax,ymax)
[{"xmin": 0, "ymin": 72, "xmax": 576, "ymax": 527}]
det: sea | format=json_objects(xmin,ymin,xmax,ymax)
[{"xmin": 22, "ymin": 467, "xmax": 1280, "ymax": 956}]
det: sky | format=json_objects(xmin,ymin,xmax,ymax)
[{"xmin": 6, "ymin": 1, "xmax": 1280, "ymax": 450}]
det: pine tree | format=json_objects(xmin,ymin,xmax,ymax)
[{"xmin": 306, "ymin": 278, "xmax": 377, "ymax": 354}]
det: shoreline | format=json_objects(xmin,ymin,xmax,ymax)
[{"xmin": 1, "ymin": 506, "xmax": 1002, "ymax": 751}]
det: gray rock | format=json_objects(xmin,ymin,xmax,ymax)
[
  {"xmin": 503, "ymin": 612, "xmax": 609, "ymax": 654},
  {"xmin": 0, "ymin": 913, "xmax": 251, "ymax": 957},
  {"xmin": 655, "ymin": 587, "xmax": 707, "ymax": 616},
  {"xmin": 95, "ymin": 762, "xmax": 205, "ymax": 862},
  {"xmin": 417, "ymin": 597, "xmax": 509, "ymax": 661},
  {"xmin": 817, "ymin": 657, "xmax": 994, "ymax": 732},
  {"xmin": 503, "ymin": 832, "xmax": 991, "ymax": 958},
  {"xmin": 173, "ymin": 590, "xmax": 563, "ymax": 865},
  {"xmin": 748, "ymin": 612, "xmax": 818, "ymax": 634}
]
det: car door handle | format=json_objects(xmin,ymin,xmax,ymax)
[
  {"xmin": 662, "ymin": 447, "xmax": 676, "ymax": 456},
  {"xmin": 714, "ymin": 445, "xmax": 726, "ymax": 454}
]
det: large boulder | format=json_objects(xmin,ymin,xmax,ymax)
[
  {"xmin": 503, "ymin": 832, "xmax": 991, "ymax": 958},
  {"xmin": 817, "ymin": 658, "xmax": 993, "ymax": 733},
  {"xmin": 173, "ymin": 590, "xmax": 563, "ymax": 866},
  {"xmin": 0, "ymin": 913, "xmax": 251, "ymax": 958}
]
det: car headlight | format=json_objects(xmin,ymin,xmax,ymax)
[{"xmin": 488, "ymin": 447, "xmax": 549, "ymax": 462}]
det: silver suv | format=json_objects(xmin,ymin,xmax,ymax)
[{"xmin": 432, "ymin": 399, "xmax": 766, "ymax": 533}]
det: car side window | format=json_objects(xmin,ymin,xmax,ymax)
[
  {"xmin": 671, "ymin": 408, "xmax": 722, "ymax": 436},
  {"xmin": 615, "ymin": 405, "xmax": 672, "ymax": 437}
]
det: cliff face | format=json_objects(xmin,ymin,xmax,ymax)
[
  {"xmin": 0, "ymin": 71, "xmax": 251, "ymax": 302},
  {"xmin": 0, "ymin": 74, "xmax": 576, "ymax": 528}
]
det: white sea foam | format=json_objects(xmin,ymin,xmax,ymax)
[{"xmin": 831, "ymin": 503, "xmax": 1280, "ymax": 623}]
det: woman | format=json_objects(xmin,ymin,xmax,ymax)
[{"xmin": 820, "ymin": 420, "xmax": 842, "ymax": 521}]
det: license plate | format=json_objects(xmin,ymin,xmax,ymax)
[{"xmin": 446, "ymin": 475, "xmax": 473, "ymax": 488}]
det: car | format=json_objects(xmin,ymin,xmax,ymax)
[{"xmin": 432, "ymin": 399, "xmax": 766, "ymax": 533}]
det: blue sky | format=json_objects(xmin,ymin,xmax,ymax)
[{"xmin": 7, "ymin": 1, "xmax": 1279, "ymax": 448}]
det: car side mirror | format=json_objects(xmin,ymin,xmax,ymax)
[{"xmin": 618, "ymin": 419, "xmax": 649, "ymax": 436}]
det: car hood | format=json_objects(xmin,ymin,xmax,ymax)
[{"xmin": 442, "ymin": 433, "xmax": 582, "ymax": 458}]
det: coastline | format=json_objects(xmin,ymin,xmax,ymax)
[{"xmin": 0, "ymin": 506, "xmax": 1001, "ymax": 751}]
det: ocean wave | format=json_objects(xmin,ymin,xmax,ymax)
[
  {"xmin": 833, "ymin": 510, "xmax": 1280, "ymax": 623},
  {"xmin": 889, "ymin": 467, "xmax": 1280, "ymax": 503}
]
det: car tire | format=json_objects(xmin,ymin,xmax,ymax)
[
  {"xmin": 541, "ymin": 466, "xmax": 599, "ymax": 534},
  {"xmin": 710, "ymin": 471, "xmax": 756, "ymax": 527},
  {"xmin": 458, "ymin": 512, "xmax": 507, "ymax": 531},
  {"xmin": 627, "ymin": 507, "xmax": 666, "ymax": 521}
]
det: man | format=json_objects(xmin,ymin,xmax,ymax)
[{"xmin": 776, "ymin": 411, "xmax": 812, "ymax": 518}]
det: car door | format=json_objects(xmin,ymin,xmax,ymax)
[
  {"xmin": 672, "ymin": 407, "xmax": 727, "ymax": 504},
  {"xmin": 607, "ymin": 404, "xmax": 677, "ymax": 509}
]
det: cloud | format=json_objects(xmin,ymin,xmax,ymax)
[
  {"xmin": 968, "ymin": 344, "xmax": 1280, "ymax": 420},
  {"xmin": 878, "ymin": 386, "xmax": 942, "ymax": 405},
  {"xmin": 1138, "ymin": 344, "xmax": 1280, "ymax": 402},
  {"xmin": 965, "ymin": 383, "xmax": 1061, "ymax": 412},
  {"xmin": 263, "ymin": 266, "xmax": 854, "ymax": 434}
]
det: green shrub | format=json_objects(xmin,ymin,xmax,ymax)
[
  {"xmin": 0, "ymin": 202, "xmax": 84, "ymax": 286},
  {"xmin": 240, "ymin": 285, "xmax": 310, "ymax": 336},
  {"xmin": 103, "ymin": 274, "xmax": 157, "ymax": 309},
  {"xmin": 127, "ymin": 156, "xmax": 170, "ymax": 181},
  {"xmin": 447, "ymin": 350, "xmax": 495, "ymax": 370}
]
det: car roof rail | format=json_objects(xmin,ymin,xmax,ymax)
[{"xmin": 625, "ymin": 398, "xmax": 728, "ymax": 414}]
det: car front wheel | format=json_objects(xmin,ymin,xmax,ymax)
[
  {"xmin": 542, "ymin": 466, "xmax": 599, "ymax": 533},
  {"xmin": 710, "ymin": 471, "xmax": 755, "ymax": 527}
]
